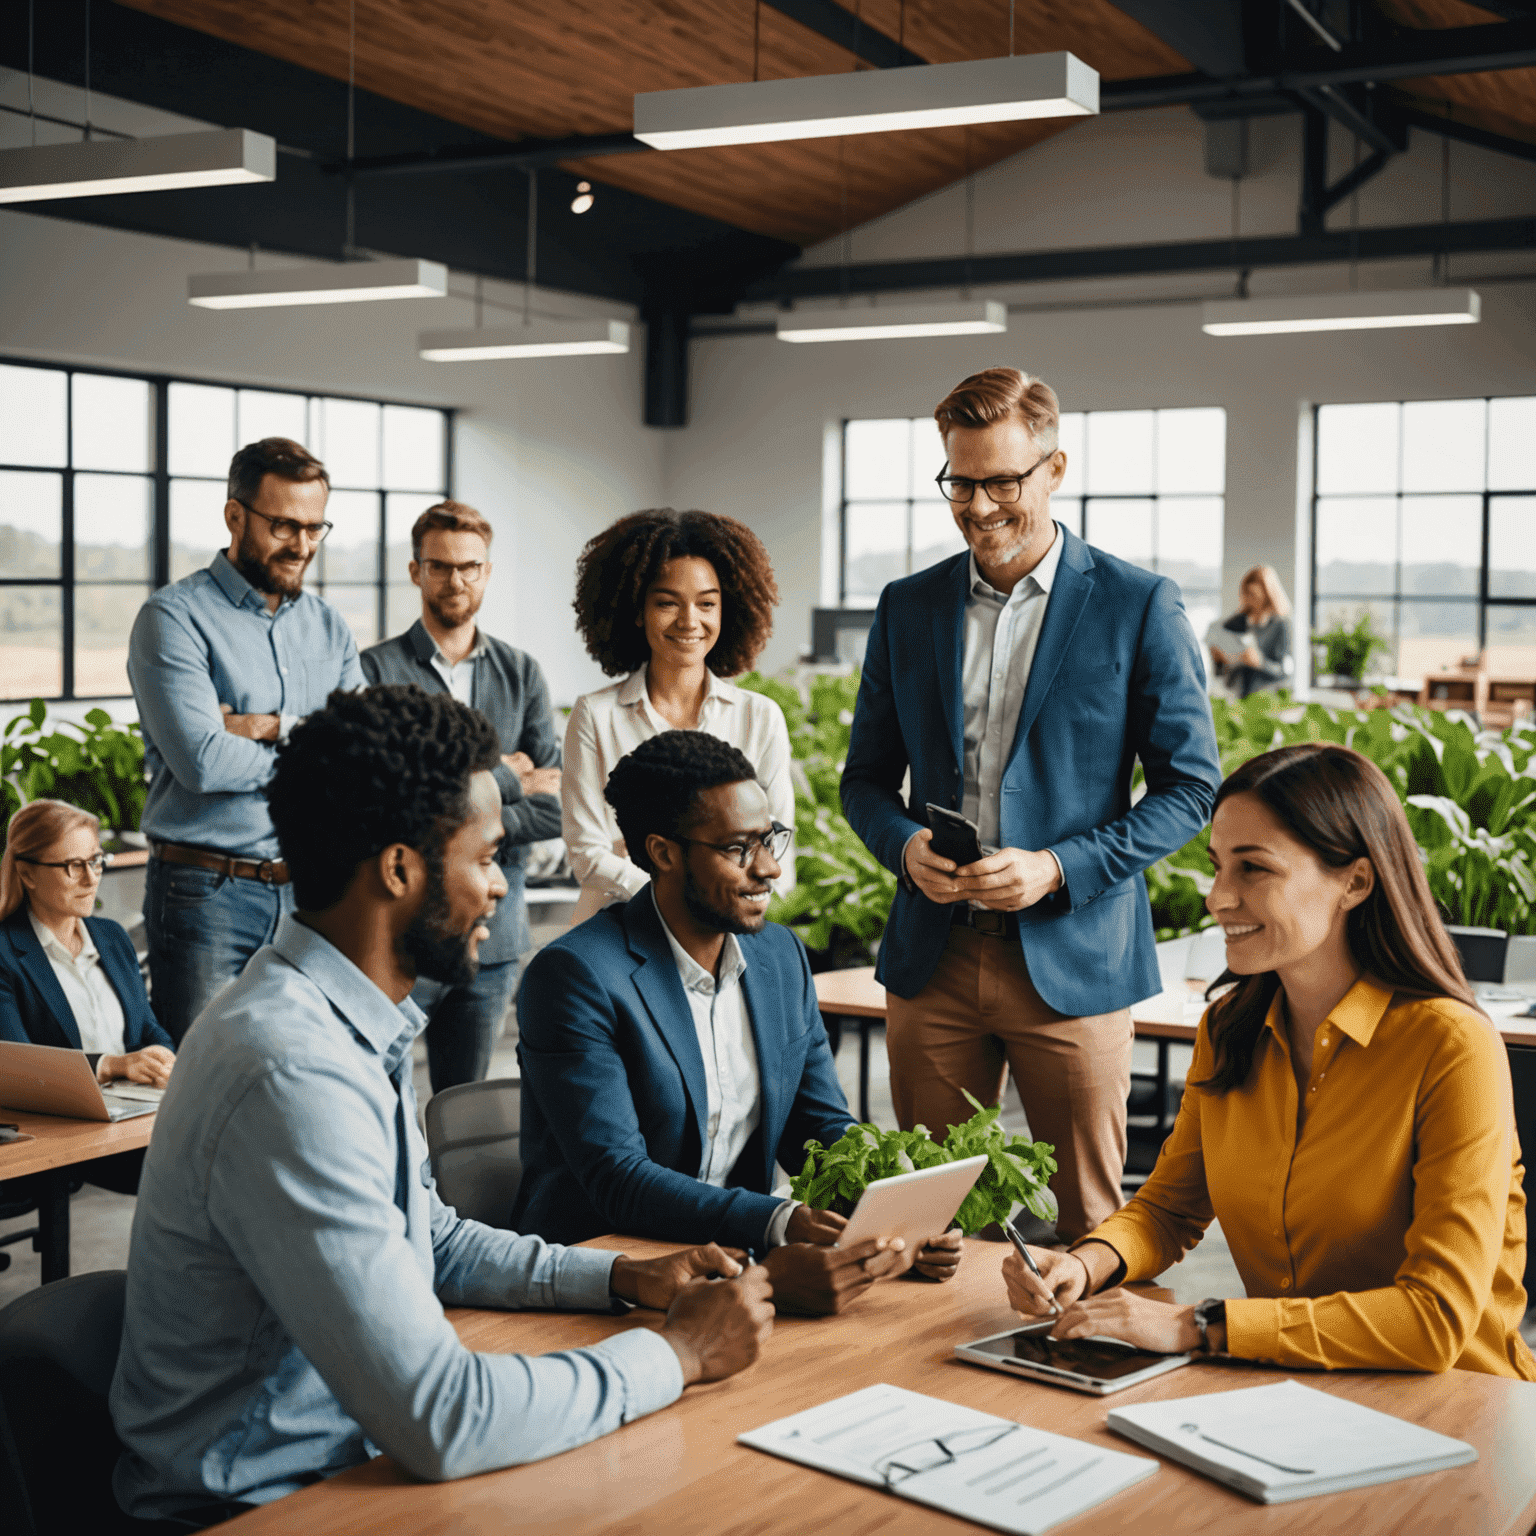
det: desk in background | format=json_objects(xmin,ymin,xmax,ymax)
[
  {"xmin": 222, "ymin": 1233, "xmax": 1536, "ymax": 1536},
  {"xmin": 0, "ymin": 1111, "xmax": 153, "ymax": 1282}
]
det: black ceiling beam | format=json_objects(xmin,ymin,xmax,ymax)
[
  {"xmin": 745, "ymin": 214, "xmax": 1536, "ymax": 299},
  {"xmin": 760, "ymin": 0, "xmax": 926, "ymax": 69},
  {"xmin": 1292, "ymin": 83, "xmax": 1406, "ymax": 156},
  {"xmin": 1399, "ymin": 107, "xmax": 1536, "ymax": 165},
  {"xmin": 1103, "ymin": 0, "xmax": 1248, "ymax": 78},
  {"xmin": 346, "ymin": 132, "xmax": 644, "ymax": 180}
]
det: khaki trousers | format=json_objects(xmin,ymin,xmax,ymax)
[{"xmin": 885, "ymin": 927, "xmax": 1134, "ymax": 1240}]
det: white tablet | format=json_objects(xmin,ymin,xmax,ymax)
[
  {"xmin": 956, "ymin": 1322, "xmax": 1193, "ymax": 1396},
  {"xmin": 832, "ymin": 1154, "xmax": 988, "ymax": 1252}
]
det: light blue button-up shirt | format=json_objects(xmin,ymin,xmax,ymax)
[
  {"xmin": 127, "ymin": 553, "xmax": 364, "ymax": 858},
  {"xmin": 110, "ymin": 916, "xmax": 684, "ymax": 1518}
]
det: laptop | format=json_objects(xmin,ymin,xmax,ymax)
[{"xmin": 0, "ymin": 1039, "xmax": 161, "ymax": 1122}]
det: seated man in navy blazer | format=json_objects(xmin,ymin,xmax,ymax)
[
  {"xmin": 842, "ymin": 367, "xmax": 1222, "ymax": 1242},
  {"xmin": 513, "ymin": 730, "xmax": 962, "ymax": 1313}
]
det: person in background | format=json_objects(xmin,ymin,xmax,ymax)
[
  {"xmin": 360, "ymin": 500, "xmax": 561, "ymax": 1092},
  {"xmin": 111, "ymin": 685, "xmax": 774, "ymax": 1524},
  {"xmin": 564, "ymin": 509, "xmax": 794, "ymax": 927},
  {"xmin": 127, "ymin": 437, "xmax": 362, "ymax": 1043},
  {"xmin": 515, "ymin": 730, "xmax": 963, "ymax": 1312},
  {"xmin": 0, "ymin": 799, "xmax": 175, "ymax": 1197},
  {"xmin": 1211, "ymin": 564, "xmax": 1293, "ymax": 698},
  {"xmin": 841, "ymin": 367, "xmax": 1222, "ymax": 1242},
  {"xmin": 1004, "ymin": 743, "xmax": 1534, "ymax": 1381}
]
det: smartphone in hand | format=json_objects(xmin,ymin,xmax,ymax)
[{"xmin": 925, "ymin": 804, "xmax": 986, "ymax": 867}]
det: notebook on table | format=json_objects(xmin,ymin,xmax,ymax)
[
  {"xmin": 0, "ymin": 1040, "xmax": 160, "ymax": 1122},
  {"xmin": 1106, "ymin": 1378, "xmax": 1476, "ymax": 1504}
]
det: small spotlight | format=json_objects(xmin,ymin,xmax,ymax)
[{"xmin": 570, "ymin": 179, "xmax": 594, "ymax": 214}]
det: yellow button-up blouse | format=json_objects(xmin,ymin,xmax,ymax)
[{"xmin": 1091, "ymin": 977, "xmax": 1535, "ymax": 1379}]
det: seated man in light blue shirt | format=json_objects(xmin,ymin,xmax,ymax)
[{"xmin": 110, "ymin": 685, "xmax": 773, "ymax": 1525}]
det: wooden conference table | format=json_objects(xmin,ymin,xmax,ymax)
[
  {"xmin": 222, "ymin": 1233, "xmax": 1536, "ymax": 1536},
  {"xmin": 0, "ymin": 1109, "xmax": 154, "ymax": 1282}
]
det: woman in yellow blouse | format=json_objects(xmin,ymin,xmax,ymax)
[{"xmin": 1004, "ymin": 742, "xmax": 1535, "ymax": 1379}]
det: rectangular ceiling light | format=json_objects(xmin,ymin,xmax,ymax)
[
  {"xmin": 634, "ymin": 52, "xmax": 1097, "ymax": 151},
  {"xmin": 0, "ymin": 128, "xmax": 274, "ymax": 204},
  {"xmin": 418, "ymin": 319, "xmax": 631, "ymax": 360},
  {"xmin": 189, "ymin": 259, "xmax": 449, "ymax": 310},
  {"xmin": 777, "ymin": 300, "xmax": 1007, "ymax": 344},
  {"xmin": 1202, "ymin": 288, "xmax": 1481, "ymax": 336}
]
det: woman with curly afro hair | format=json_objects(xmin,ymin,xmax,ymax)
[{"xmin": 563, "ymin": 508, "xmax": 794, "ymax": 923}]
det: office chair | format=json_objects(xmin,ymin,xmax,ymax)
[{"xmin": 424, "ymin": 1078, "xmax": 522, "ymax": 1228}]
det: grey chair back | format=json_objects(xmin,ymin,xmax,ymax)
[{"xmin": 424, "ymin": 1078, "xmax": 522, "ymax": 1228}]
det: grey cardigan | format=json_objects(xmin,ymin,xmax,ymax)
[{"xmin": 360, "ymin": 620, "xmax": 561, "ymax": 963}]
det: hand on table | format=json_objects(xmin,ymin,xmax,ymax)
[
  {"xmin": 97, "ymin": 1045, "xmax": 175, "ymax": 1087},
  {"xmin": 1048, "ymin": 1289, "xmax": 1212, "ymax": 1355},
  {"xmin": 909, "ymin": 1227, "xmax": 963, "ymax": 1282},
  {"xmin": 658, "ymin": 1263, "xmax": 775, "ymax": 1384},
  {"xmin": 1002, "ymin": 1245, "xmax": 1090, "ymax": 1317},
  {"xmin": 609, "ymin": 1242, "xmax": 749, "ymax": 1311},
  {"xmin": 952, "ymin": 848, "xmax": 1062, "ymax": 912},
  {"xmin": 219, "ymin": 704, "xmax": 280, "ymax": 742},
  {"xmin": 764, "ymin": 1237, "xmax": 907, "ymax": 1314}
]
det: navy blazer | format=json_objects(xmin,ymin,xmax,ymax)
[
  {"xmin": 841, "ymin": 527, "xmax": 1221, "ymax": 1018},
  {"xmin": 0, "ymin": 906, "xmax": 172, "ymax": 1057},
  {"xmin": 511, "ymin": 893, "xmax": 853, "ymax": 1249}
]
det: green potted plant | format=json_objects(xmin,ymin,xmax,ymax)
[
  {"xmin": 2, "ymin": 699, "xmax": 148, "ymax": 840},
  {"xmin": 1313, "ymin": 610, "xmax": 1393, "ymax": 684}
]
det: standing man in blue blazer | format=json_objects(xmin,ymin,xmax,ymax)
[
  {"xmin": 513, "ymin": 730, "xmax": 962, "ymax": 1312},
  {"xmin": 841, "ymin": 368, "xmax": 1221, "ymax": 1241}
]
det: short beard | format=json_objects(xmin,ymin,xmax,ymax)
[
  {"xmin": 234, "ymin": 524, "xmax": 311, "ymax": 599},
  {"xmin": 425, "ymin": 586, "xmax": 482, "ymax": 631},
  {"xmin": 681, "ymin": 865, "xmax": 763, "ymax": 937},
  {"xmin": 399, "ymin": 857, "xmax": 480, "ymax": 988}
]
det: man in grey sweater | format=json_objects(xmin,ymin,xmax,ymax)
[{"xmin": 361, "ymin": 500, "xmax": 561, "ymax": 1090}]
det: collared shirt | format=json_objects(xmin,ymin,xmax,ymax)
[
  {"xmin": 28, "ymin": 910, "xmax": 125, "ymax": 1057},
  {"xmin": 110, "ymin": 915, "xmax": 683, "ymax": 1518},
  {"xmin": 651, "ymin": 891, "xmax": 797, "ymax": 1247},
  {"xmin": 1090, "ymin": 976, "xmax": 1536, "ymax": 1381},
  {"xmin": 563, "ymin": 668, "xmax": 796, "ymax": 923},
  {"xmin": 428, "ymin": 629, "xmax": 488, "ymax": 705},
  {"xmin": 128, "ymin": 552, "xmax": 363, "ymax": 859},
  {"xmin": 961, "ymin": 524, "xmax": 1065, "ymax": 849}
]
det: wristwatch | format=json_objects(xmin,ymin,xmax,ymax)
[{"xmin": 1192, "ymin": 1297, "xmax": 1226, "ymax": 1353}]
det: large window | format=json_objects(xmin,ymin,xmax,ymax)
[
  {"xmin": 0, "ymin": 359, "xmax": 451, "ymax": 701},
  {"xmin": 840, "ymin": 408, "xmax": 1225, "ymax": 650},
  {"xmin": 1312, "ymin": 397, "xmax": 1536, "ymax": 680}
]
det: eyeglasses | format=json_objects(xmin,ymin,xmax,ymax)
[
  {"xmin": 18, "ymin": 852, "xmax": 112, "ymax": 880},
  {"xmin": 420, "ymin": 559, "xmax": 488, "ymax": 583},
  {"xmin": 677, "ymin": 822, "xmax": 793, "ymax": 871},
  {"xmin": 873, "ymin": 1423, "xmax": 1021, "ymax": 1489},
  {"xmin": 935, "ymin": 453, "xmax": 1055, "ymax": 505},
  {"xmin": 235, "ymin": 498, "xmax": 333, "ymax": 544}
]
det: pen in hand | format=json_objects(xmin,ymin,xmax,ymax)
[{"xmin": 1005, "ymin": 1224, "xmax": 1062, "ymax": 1317}]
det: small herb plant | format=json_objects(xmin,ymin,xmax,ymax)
[{"xmin": 789, "ymin": 1090, "xmax": 1058, "ymax": 1236}]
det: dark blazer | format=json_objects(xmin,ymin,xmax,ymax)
[
  {"xmin": 841, "ymin": 527, "xmax": 1222, "ymax": 1018},
  {"xmin": 511, "ymin": 893, "xmax": 853, "ymax": 1249},
  {"xmin": 0, "ymin": 906, "xmax": 172, "ymax": 1059},
  {"xmin": 360, "ymin": 619, "xmax": 561, "ymax": 964}
]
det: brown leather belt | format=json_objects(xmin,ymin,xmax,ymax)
[
  {"xmin": 951, "ymin": 906, "xmax": 1018, "ymax": 938},
  {"xmin": 151, "ymin": 840, "xmax": 291, "ymax": 886}
]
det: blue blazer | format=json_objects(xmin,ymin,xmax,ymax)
[
  {"xmin": 841, "ymin": 528, "xmax": 1222, "ymax": 1018},
  {"xmin": 511, "ymin": 892, "xmax": 853, "ymax": 1249},
  {"xmin": 0, "ymin": 906, "xmax": 172, "ymax": 1058}
]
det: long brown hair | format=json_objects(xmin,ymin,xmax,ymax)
[
  {"xmin": 0, "ymin": 799, "xmax": 100, "ymax": 922},
  {"xmin": 1196, "ymin": 744, "xmax": 1477, "ymax": 1094}
]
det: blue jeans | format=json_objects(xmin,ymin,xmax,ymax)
[
  {"xmin": 411, "ymin": 960, "xmax": 522, "ymax": 1094},
  {"xmin": 144, "ymin": 859, "xmax": 294, "ymax": 1045}
]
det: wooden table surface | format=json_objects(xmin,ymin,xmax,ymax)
[
  {"xmin": 223, "ymin": 1235, "xmax": 1536, "ymax": 1536},
  {"xmin": 0, "ymin": 1107, "xmax": 154, "ymax": 1179}
]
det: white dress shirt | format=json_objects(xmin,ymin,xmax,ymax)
[
  {"xmin": 563, "ymin": 669, "xmax": 796, "ymax": 925},
  {"xmin": 427, "ymin": 630, "xmax": 487, "ymax": 705},
  {"xmin": 28, "ymin": 909, "xmax": 127, "ymax": 1058},
  {"xmin": 652, "ymin": 892, "xmax": 797, "ymax": 1246}
]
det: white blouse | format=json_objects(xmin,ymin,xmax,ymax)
[
  {"xmin": 562, "ymin": 668, "xmax": 796, "ymax": 924},
  {"xmin": 29, "ymin": 909, "xmax": 127, "ymax": 1058}
]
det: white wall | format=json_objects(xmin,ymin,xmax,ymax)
[{"xmin": 667, "ymin": 108, "xmax": 1536, "ymax": 677}]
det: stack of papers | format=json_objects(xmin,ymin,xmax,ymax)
[
  {"xmin": 740, "ymin": 1382, "xmax": 1156, "ymax": 1536},
  {"xmin": 1107, "ymin": 1378, "xmax": 1475, "ymax": 1504}
]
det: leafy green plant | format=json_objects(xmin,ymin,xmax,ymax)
[
  {"xmin": 789, "ymin": 1090, "xmax": 1058, "ymax": 1236},
  {"xmin": 1314, "ymin": 610, "xmax": 1393, "ymax": 681},
  {"xmin": 739, "ymin": 669, "xmax": 896, "ymax": 958},
  {"xmin": 2, "ymin": 699, "xmax": 147, "ymax": 837}
]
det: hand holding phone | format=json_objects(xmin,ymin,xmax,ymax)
[{"xmin": 925, "ymin": 804, "xmax": 986, "ymax": 867}]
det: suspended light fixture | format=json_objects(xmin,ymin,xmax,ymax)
[
  {"xmin": 571, "ymin": 180, "xmax": 594, "ymax": 214},
  {"xmin": 633, "ymin": 52, "xmax": 1097, "ymax": 151},
  {"xmin": 1201, "ymin": 288, "xmax": 1480, "ymax": 336},
  {"xmin": 419, "ymin": 318, "xmax": 630, "ymax": 360},
  {"xmin": 188, "ymin": 258, "xmax": 448, "ymax": 309},
  {"xmin": 0, "ymin": 128, "xmax": 274, "ymax": 204},
  {"xmin": 776, "ymin": 299, "xmax": 1007, "ymax": 344}
]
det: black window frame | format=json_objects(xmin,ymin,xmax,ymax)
[{"xmin": 0, "ymin": 355, "xmax": 455, "ymax": 703}]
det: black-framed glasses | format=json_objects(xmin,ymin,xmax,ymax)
[
  {"xmin": 18, "ymin": 852, "xmax": 112, "ymax": 880},
  {"xmin": 873, "ymin": 1423, "xmax": 1021, "ymax": 1489},
  {"xmin": 676, "ymin": 822, "xmax": 792, "ymax": 870},
  {"xmin": 935, "ymin": 453, "xmax": 1055, "ymax": 505},
  {"xmin": 234, "ymin": 498, "xmax": 333, "ymax": 544},
  {"xmin": 420, "ymin": 558, "xmax": 488, "ymax": 583}
]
